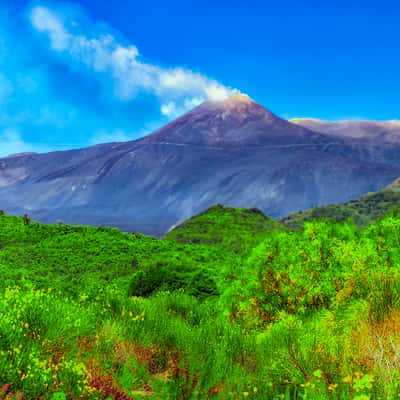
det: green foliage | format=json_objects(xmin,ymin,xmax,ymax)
[
  {"xmin": 165, "ymin": 204, "xmax": 284, "ymax": 258},
  {"xmin": 282, "ymin": 188, "xmax": 400, "ymax": 229},
  {"xmin": 0, "ymin": 214, "xmax": 234, "ymax": 297},
  {"xmin": 2, "ymin": 208, "xmax": 400, "ymax": 398},
  {"xmin": 128, "ymin": 263, "xmax": 218, "ymax": 298}
]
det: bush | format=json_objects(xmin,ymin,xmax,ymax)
[{"xmin": 128, "ymin": 263, "xmax": 218, "ymax": 298}]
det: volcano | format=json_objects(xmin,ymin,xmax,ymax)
[
  {"xmin": 143, "ymin": 94, "xmax": 333, "ymax": 147},
  {"xmin": 0, "ymin": 95, "xmax": 399, "ymax": 236}
]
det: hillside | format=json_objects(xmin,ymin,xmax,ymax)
[
  {"xmin": 281, "ymin": 179, "xmax": 400, "ymax": 229},
  {"xmin": 3, "ymin": 209, "xmax": 400, "ymax": 398},
  {"xmin": 165, "ymin": 204, "xmax": 284, "ymax": 256},
  {"xmin": 0, "ymin": 211, "xmax": 243, "ymax": 298}
]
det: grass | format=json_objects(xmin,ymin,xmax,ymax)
[{"xmin": 1, "ymin": 205, "xmax": 400, "ymax": 398}]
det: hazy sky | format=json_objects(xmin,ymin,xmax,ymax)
[{"xmin": 1, "ymin": 0, "xmax": 400, "ymax": 156}]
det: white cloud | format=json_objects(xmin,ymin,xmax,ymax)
[
  {"xmin": 205, "ymin": 85, "xmax": 232, "ymax": 101},
  {"xmin": 161, "ymin": 97, "xmax": 204, "ymax": 118},
  {"xmin": 29, "ymin": 5, "xmax": 237, "ymax": 118},
  {"xmin": 30, "ymin": 6, "xmax": 72, "ymax": 51}
]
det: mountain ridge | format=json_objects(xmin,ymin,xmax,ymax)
[
  {"xmin": 141, "ymin": 94, "xmax": 337, "ymax": 147},
  {"xmin": 1, "ymin": 95, "xmax": 400, "ymax": 236},
  {"xmin": 291, "ymin": 117, "xmax": 400, "ymax": 144}
]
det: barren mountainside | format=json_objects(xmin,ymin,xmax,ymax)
[{"xmin": 1, "ymin": 95, "xmax": 400, "ymax": 236}]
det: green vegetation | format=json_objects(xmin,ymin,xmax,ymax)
[
  {"xmin": 2, "ymin": 203, "xmax": 400, "ymax": 398},
  {"xmin": 165, "ymin": 204, "xmax": 284, "ymax": 256},
  {"xmin": 281, "ymin": 186, "xmax": 400, "ymax": 230},
  {"xmin": 390, "ymin": 178, "xmax": 400, "ymax": 190}
]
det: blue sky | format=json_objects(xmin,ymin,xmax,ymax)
[{"xmin": 1, "ymin": 0, "xmax": 400, "ymax": 156}]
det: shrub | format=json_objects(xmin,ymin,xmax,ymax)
[
  {"xmin": 128, "ymin": 263, "xmax": 218, "ymax": 298},
  {"xmin": 23, "ymin": 213, "xmax": 30, "ymax": 225}
]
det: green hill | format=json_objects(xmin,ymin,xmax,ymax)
[
  {"xmin": 0, "ymin": 212, "xmax": 241, "ymax": 299},
  {"xmin": 281, "ymin": 179, "xmax": 400, "ymax": 229},
  {"xmin": 165, "ymin": 204, "xmax": 284, "ymax": 257},
  {"xmin": 2, "ymin": 206, "xmax": 400, "ymax": 398}
]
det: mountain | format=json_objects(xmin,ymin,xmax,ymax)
[
  {"xmin": 281, "ymin": 177, "xmax": 400, "ymax": 229},
  {"xmin": 290, "ymin": 117, "xmax": 400, "ymax": 167},
  {"xmin": 291, "ymin": 117, "xmax": 400, "ymax": 144},
  {"xmin": 1, "ymin": 94, "xmax": 400, "ymax": 236},
  {"xmin": 143, "ymin": 94, "xmax": 334, "ymax": 147}
]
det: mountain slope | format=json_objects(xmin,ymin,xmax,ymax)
[
  {"xmin": 291, "ymin": 117, "xmax": 400, "ymax": 144},
  {"xmin": 281, "ymin": 177, "xmax": 400, "ymax": 229},
  {"xmin": 1, "ymin": 95, "xmax": 400, "ymax": 235}
]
